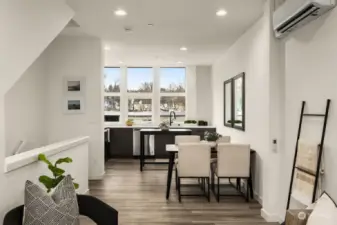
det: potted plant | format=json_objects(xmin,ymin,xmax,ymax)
[
  {"xmin": 184, "ymin": 120, "xmax": 198, "ymax": 126},
  {"xmin": 159, "ymin": 120, "xmax": 170, "ymax": 130},
  {"xmin": 38, "ymin": 154, "xmax": 79, "ymax": 193},
  {"xmin": 204, "ymin": 131, "xmax": 222, "ymax": 142}
]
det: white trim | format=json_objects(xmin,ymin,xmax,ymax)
[
  {"xmin": 89, "ymin": 171, "xmax": 105, "ymax": 180},
  {"xmin": 104, "ymin": 92, "xmax": 121, "ymax": 97},
  {"xmin": 159, "ymin": 92, "xmax": 186, "ymax": 97},
  {"xmin": 4, "ymin": 136, "xmax": 90, "ymax": 173},
  {"xmin": 261, "ymin": 208, "xmax": 283, "ymax": 223}
]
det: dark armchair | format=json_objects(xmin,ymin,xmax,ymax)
[{"xmin": 3, "ymin": 195, "xmax": 118, "ymax": 225}]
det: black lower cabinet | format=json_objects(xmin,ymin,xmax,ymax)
[
  {"xmin": 107, "ymin": 127, "xmax": 216, "ymax": 159},
  {"xmin": 109, "ymin": 128, "xmax": 133, "ymax": 158}
]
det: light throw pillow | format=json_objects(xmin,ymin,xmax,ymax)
[
  {"xmin": 23, "ymin": 175, "xmax": 79, "ymax": 225},
  {"xmin": 307, "ymin": 192, "xmax": 337, "ymax": 225}
]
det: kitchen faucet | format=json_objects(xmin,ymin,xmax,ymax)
[{"xmin": 169, "ymin": 111, "xmax": 176, "ymax": 126}]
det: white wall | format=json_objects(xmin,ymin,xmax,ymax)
[
  {"xmin": 5, "ymin": 53, "xmax": 48, "ymax": 156},
  {"xmin": 212, "ymin": 2, "xmax": 284, "ymax": 222},
  {"xmin": 279, "ymin": 8, "xmax": 337, "ymax": 217},
  {"xmin": 4, "ymin": 141, "xmax": 89, "ymax": 217},
  {"xmin": 0, "ymin": 0, "xmax": 73, "ymax": 220},
  {"xmin": 196, "ymin": 66, "xmax": 213, "ymax": 123},
  {"xmin": 45, "ymin": 36, "xmax": 105, "ymax": 179},
  {"xmin": 212, "ymin": 10, "xmax": 270, "ymax": 200},
  {"xmin": 0, "ymin": 0, "xmax": 73, "ymax": 95}
]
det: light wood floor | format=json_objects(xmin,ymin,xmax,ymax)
[{"xmin": 81, "ymin": 159, "xmax": 276, "ymax": 225}]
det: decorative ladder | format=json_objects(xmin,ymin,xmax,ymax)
[{"xmin": 286, "ymin": 99, "xmax": 331, "ymax": 211}]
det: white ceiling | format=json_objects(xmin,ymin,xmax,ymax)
[{"xmin": 65, "ymin": 0, "xmax": 265, "ymax": 66}]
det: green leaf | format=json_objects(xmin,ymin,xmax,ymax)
[
  {"xmin": 39, "ymin": 175, "xmax": 55, "ymax": 190},
  {"xmin": 38, "ymin": 154, "xmax": 52, "ymax": 166},
  {"xmin": 48, "ymin": 165, "xmax": 65, "ymax": 177},
  {"xmin": 55, "ymin": 157, "xmax": 73, "ymax": 166},
  {"xmin": 54, "ymin": 175, "xmax": 65, "ymax": 186},
  {"xmin": 73, "ymin": 182, "xmax": 79, "ymax": 189}
]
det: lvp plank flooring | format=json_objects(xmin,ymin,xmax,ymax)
[{"xmin": 80, "ymin": 159, "xmax": 276, "ymax": 225}]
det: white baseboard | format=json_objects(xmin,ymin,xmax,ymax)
[
  {"xmin": 261, "ymin": 208, "xmax": 283, "ymax": 223},
  {"xmin": 89, "ymin": 171, "xmax": 105, "ymax": 180}
]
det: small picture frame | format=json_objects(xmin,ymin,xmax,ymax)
[
  {"xmin": 64, "ymin": 77, "xmax": 86, "ymax": 95},
  {"xmin": 64, "ymin": 97, "xmax": 85, "ymax": 114}
]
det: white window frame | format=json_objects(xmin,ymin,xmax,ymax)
[
  {"xmin": 158, "ymin": 67, "xmax": 187, "ymax": 124},
  {"xmin": 104, "ymin": 67, "xmax": 122, "ymax": 121},
  {"xmin": 103, "ymin": 66, "xmax": 187, "ymax": 125}
]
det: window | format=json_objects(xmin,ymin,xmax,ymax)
[
  {"xmin": 128, "ymin": 98, "xmax": 152, "ymax": 122},
  {"xmin": 104, "ymin": 68, "xmax": 121, "ymax": 121},
  {"xmin": 104, "ymin": 68, "xmax": 120, "ymax": 93},
  {"xmin": 160, "ymin": 68, "xmax": 186, "ymax": 93},
  {"xmin": 104, "ymin": 96, "xmax": 120, "ymax": 112},
  {"xmin": 160, "ymin": 68, "xmax": 186, "ymax": 122},
  {"xmin": 127, "ymin": 68, "xmax": 153, "ymax": 93},
  {"xmin": 103, "ymin": 67, "xmax": 187, "ymax": 124}
]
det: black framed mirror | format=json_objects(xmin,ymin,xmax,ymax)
[
  {"xmin": 223, "ymin": 72, "xmax": 245, "ymax": 131},
  {"xmin": 224, "ymin": 79, "xmax": 233, "ymax": 128}
]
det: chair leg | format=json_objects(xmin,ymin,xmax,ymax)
[
  {"xmin": 246, "ymin": 179, "xmax": 250, "ymax": 202},
  {"xmin": 207, "ymin": 177, "xmax": 210, "ymax": 202},
  {"xmin": 175, "ymin": 168, "xmax": 178, "ymax": 190},
  {"xmin": 217, "ymin": 177, "xmax": 220, "ymax": 202},
  {"xmin": 178, "ymin": 177, "xmax": 181, "ymax": 203}
]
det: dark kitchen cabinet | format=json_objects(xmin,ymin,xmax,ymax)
[{"xmin": 109, "ymin": 128, "xmax": 133, "ymax": 158}]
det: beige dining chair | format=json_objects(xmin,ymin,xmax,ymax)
[
  {"xmin": 211, "ymin": 143, "xmax": 250, "ymax": 202},
  {"xmin": 211, "ymin": 136, "xmax": 231, "ymax": 163},
  {"xmin": 216, "ymin": 136, "xmax": 231, "ymax": 144},
  {"xmin": 176, "ymin": 143, "xmax": 211, "ymax": 202},
  {"xmin": 174, "ymin": 135, "xmax": 201, "ymax": 190}
]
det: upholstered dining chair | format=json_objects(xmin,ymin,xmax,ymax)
[
  {"xmin": 176, "ymin": 143, "xmax": 211, "ymax": 202},
  {"xmin": 175, "ymin": 135, "xmax": 201, "ymax": 145},
  {"xmin": 3, "ymin": 195, "xmax": 118, "ymax": 225},
  {"xmin": 216, "ymin": 136, "xmax": 231, "ymax": 144},
  {"xmin": 174, "ymin": 135, "xmax": 201, "ymax": 188},
  {"xmin": 211, "ymin": 136, "xmax": 231, "ymax": 162},
  {"xmin": 211, "ymin": 143, "xmax": 250, "ymax": 202}
]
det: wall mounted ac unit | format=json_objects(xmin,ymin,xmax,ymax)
[{"xmin": 273, "ymin": 0, "xmax": 336, "ymax": 38}]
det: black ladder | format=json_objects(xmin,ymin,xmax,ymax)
[{"xmin": 286, "ymin": 99, "xmax": 331, "ymax": 210}]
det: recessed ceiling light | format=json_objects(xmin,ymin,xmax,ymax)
[
  {"xmin": 216, "ymin": 9, "xmax": 227, "ymax": 17},
  {"xmin": 104, "ymin": 46, "xmax": 111, "ymax": 51},
  {"xmin": 119, "ymin": 61, "xmax": 124, "ymax": 64},
  {"xmin": 180, "ymin": 47, "xmax": 188, "ymax": 51},
  {"xmin": 115, "ymin": 9, "xmax": 127, "ymax": 16},
  {"xmin": 177, "ymin": 61, "xmax": 183, "ymax": 64}
]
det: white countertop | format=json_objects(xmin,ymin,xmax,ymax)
[{"xmin": 104, "ymin": 123, "xmax": 215, "ymax": 129}]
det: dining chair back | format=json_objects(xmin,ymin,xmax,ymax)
[
  {"xmin": 177, "ymin": 143, "xmax": 211, "ymax": 177},
  {"xmin": 216, "ymin": 143, "xmax": 250, "ymax": 177},
  {"xmin": 216, "ymin": 136, "xmax": 231, "ymax": 144},
  {"xmin": 175, "ymin": 135, "xmax": 200, "ymax": 145}
]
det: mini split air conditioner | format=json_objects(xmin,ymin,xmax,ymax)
[{"xmin": 273, "ymin": 0, "xmax": 336, "ymax": 38}]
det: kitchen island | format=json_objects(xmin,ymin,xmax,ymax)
[
  {"xmin": 139, "ymin": 129, "xmax": 192, "ymax": 171},
  {"xmin": 104, "ymin": 124, "xmax": 216, "ymax": 159}
]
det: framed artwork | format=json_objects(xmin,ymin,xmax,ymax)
[
  {"xmin": 63, "ymin": 77, "xmax": 86, "ymax": 114},
  {"xmin": 64, "ymin": 97, "xmax": 85, "ymax": 114},
  {"xmin": 63, "ymin": 77, "xmax": 86, "ymax": 95}
]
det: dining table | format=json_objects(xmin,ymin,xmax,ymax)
[{"xmin": 165, "ymin": 142, "xmax": 255, "ymax": 200}]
